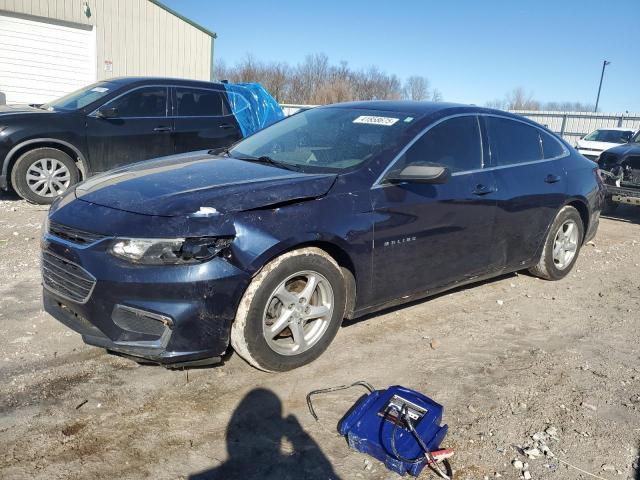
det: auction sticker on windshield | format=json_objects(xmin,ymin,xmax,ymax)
[{"xmin": 353, "ymin": 115, "xmax": 399, "ymax": 126}]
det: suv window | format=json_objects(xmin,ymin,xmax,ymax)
[
  {"xmin": 109, "ymin": 87, "xmax": 167, "ymax": 117},
  {"xmin": 391, "ymin": 115, "xmax": 482, "ymax": 173},
  {"xmin": 486, "ymin": 117, "xmax": 542, "ymax": 166},
  {"xmin": 176, "ymin": 88, "xmax": 226, "ymax": 116},
  {"xmin": 540, "ymin": 130, "xmax": 565, "ymax": 159}
]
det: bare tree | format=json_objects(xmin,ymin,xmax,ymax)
[
  {"xmin": 486, "ymin": 92, "xmax": 595, "ymax": 112},
  {"xmin": 216, "ymin": 53, "xmax": 436, "ymax": 105},
  {"xmin": 403, "ymin": 76, "xmax": 429, "ymax": 101},
  {"xmin": 506, "ymin": 87, "xmax": 540, "ymax": 110},
  {"xmin": 431, "ymin": 89, "xmax": 443, "ymax": 102}
]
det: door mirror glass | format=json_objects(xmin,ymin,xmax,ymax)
[
  {"xmin": 96, "ymin": 106, "xmax": 118, "ymax": 118},
  {"xmin": 386, "ymin": 164, "xmax": 450, "ymax": 184}
]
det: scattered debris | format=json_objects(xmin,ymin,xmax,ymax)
[
  {"xmin": 581, "ymin": 401, "xmax": 597, "ymax": 411},
  {"xmin": 75, "ymin": 399, "xmax": 88, "ymax": 410},
  {"xmin": 430, "ymin": 338, "xmax": 440, "ymax": 350},
  {"xmin": 496, "ymin": 299, "xmax": 504, "ymax": 306}
]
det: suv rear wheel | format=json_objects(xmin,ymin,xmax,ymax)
[
  {"xmin": 11, "ymin": 147, "xmax": 79, "ymax": 204},
  {"xmin": 231, "ymin": 247, "xmax": 346, "ymax": 372}
]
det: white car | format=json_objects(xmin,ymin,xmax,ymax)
[{"xmin": 575, "ymin": 127, "xmax": 636, "ymax": 161}]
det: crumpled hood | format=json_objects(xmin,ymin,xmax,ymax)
[
  {"xmin": 75, "ymin": 151, "xmax": 337, "ymax": 217},
  {"xmin": 602, "ymin": 143, "xmax": 640, "ymax": 157},
  {"xmin": 0, "ymin": 104, "xmax": 47, "ymax": 116}
]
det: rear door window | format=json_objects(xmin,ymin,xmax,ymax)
[
  {"xmin": 175, "ymin": 88, "xmax": 226, "ymax": 117},
  {"xmin": 486, "ymin": 116, "xmax": 543, "ymax": 166},
  {"xmin": 391, "ymin": 115, "xmax": 483, "ymax": 174}
]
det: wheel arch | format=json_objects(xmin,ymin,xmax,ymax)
[
  {"xmin": 564, "ymin": 197, "xmax": 590, "ymax": 242},
  {"xmin": 2, "ymin": 138, "xmax": 89, "ymax": 188},
  {"xmin": 247, "ymin": 235, "xmax": 359, "ymax": 319}
]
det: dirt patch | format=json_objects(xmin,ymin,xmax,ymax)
[{"xmin": 61, "ymin": 421, "xmax": 86, "ymax": 437}]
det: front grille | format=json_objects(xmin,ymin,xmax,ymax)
[
  {"xmin": 49, "ymin": 222, "xmax": 106, "ymax": 245},
  {"xmin": 112, "ymin": 305, "xmax": 171, "ymax": 338},
  {"xmin": 41, "ymin": 251, "xmax": 96, "ymax": 303}
]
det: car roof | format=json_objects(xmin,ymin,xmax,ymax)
[
  {"xmin": 324, "ymin": 100, "xmax": 541, "ymax": 125},
  {"xmin": 100, "ymin": 76, "xmax": 226, "ymax": 89}
]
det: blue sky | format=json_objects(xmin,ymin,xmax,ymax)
[{"xmin": 163, "ymin": 0, "xmax": 640, "ymax": 112}]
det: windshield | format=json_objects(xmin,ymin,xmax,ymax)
[
  {"xmin": 42, "ymin": 82, "xmax": 116, "ymax": 111},
  {"xmin": 229, "ymin": 107, "xmax": 421, "ymax": 173},
  {"xmin": 583, "ymin": 129, "xmax": 633, "ymax": 143}
]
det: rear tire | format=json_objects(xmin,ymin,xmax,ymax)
[
  {"xmin": 11, "ymin": 148, "xmax": 79, "ymax": 204},
  {"xmin": 529, "ymin": 205, "xmax": 584, "ymax": 280},
  {"xmin": 230, "ymin": 247, "xmax": 346, "ymax": 372}
]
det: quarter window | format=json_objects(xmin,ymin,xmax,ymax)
[
  {"xmin": 108, "ymin": 87, "xmax": 167, "ymax": 117},
  {"xmin": 540, "ymin": 130, "xmax": 565, "ymax": 159},
  {"xmin": 175, "ymin": 88, "xmax": 226, "ymax": 116},
  {"xmin": 486, "ymin": 117, "xmax": 542, "ymax": 166},
  {"xmin": 391, "ymin": 115, "xmax": 482, "ymax": 173}
]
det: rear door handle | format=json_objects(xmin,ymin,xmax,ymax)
[
  {"xmin": 219, "ymin": 123, "xmax": 235, "ymax": 129},
  {"xmin": 472, "ymin": 184, "xmax": 497, "ymax": 196},
  {"xmin": 153, "ymin": 126, "xmax": 172, "ymax": 132},
  {"xmin": 544, "ymin": 174, "xmax": 561, "ymax": 184}
]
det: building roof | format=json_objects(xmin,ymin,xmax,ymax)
[{"xmin": 149, "ymin": 0, "xmax": 217, "ymax": 38}]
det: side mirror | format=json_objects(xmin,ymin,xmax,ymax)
[
  {"xmin": 96, "ymin": 106, "xmax": 118, "ymax": 118},
  {"xmin": 385, "ymin": 164, "xmax": 450, "ymax": 184}
]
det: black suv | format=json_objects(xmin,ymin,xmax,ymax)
[{"xmin": 0, "ymin": 77, "xmax": 251, "ymax": 203}]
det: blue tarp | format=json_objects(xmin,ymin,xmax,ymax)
[{"xmin": 223, "ymin": 83, "xmax": 284, "ymax": 137}]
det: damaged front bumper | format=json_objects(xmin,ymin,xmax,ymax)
[
  {"xmin": 42, "ymin": 234, "xmax": 251, "ymax": 367},
  {"xmin": 600, "ymin": 170, "xmax": 640, "ymax": 207}
]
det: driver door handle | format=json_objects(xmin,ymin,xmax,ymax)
[
  {"xmin": 472, "ymin": 184, "xmax": 497, "ymax": 196},
  {"xmin": 153, "ymin": 126, "xmax": 172, "ymax": 132},
  {"xmin": 219, "ymin": 123, "xmax": 235, "ymax": 129}
]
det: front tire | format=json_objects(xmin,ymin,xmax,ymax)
[
  {"xmin": 11, "ymin": 148, "xmax": 79, "ymax": 204},
  {"xmin": 230, "ymin": 247, "xmax": 346, "ymax": 372},
  {"xmin": 529, "ymin": 205, "xmax": 584, "ymax": 280}
]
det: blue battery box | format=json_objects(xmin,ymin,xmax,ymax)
[{"xmin": 337, "ymin": 385, "xmax": 448, "ymax": 476}]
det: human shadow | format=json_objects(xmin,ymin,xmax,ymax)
[{"xmin": 189, "ymin": 388, "xmax": 341, "ymax": 480}]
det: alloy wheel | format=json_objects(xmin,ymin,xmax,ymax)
[
  {"xmin": 262, "ymin": 270, "xmax": 334, "ymax": 356},
  {"xmin": 552, "ymin": 219, "xmax": 579, "ymax": 270}
]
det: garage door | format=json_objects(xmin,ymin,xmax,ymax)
[{"xmin": 0, "ymin": 14, "xmax": 96, "ymax": 105}]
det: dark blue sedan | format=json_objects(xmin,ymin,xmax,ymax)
[{"xmin": 42, "ymin": 101, "xmax": 604, "ymax": 371}]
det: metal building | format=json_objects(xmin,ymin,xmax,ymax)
[{"xmin": 0, "ymin": 0, "xmax": 215, "ymax": 104}]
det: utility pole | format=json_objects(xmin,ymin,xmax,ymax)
[{"xmin": 594, "ymin": 60, "xmax": 610, "ymax": 112}]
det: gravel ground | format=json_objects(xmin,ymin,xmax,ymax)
[{"xmin": 1, "ymin": 190, "xmax": 639, "ymax": 480}]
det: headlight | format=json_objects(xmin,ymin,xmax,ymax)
[{"xmin": 109, "ymin": 237, "xmax": 232, "ymax": 265}]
